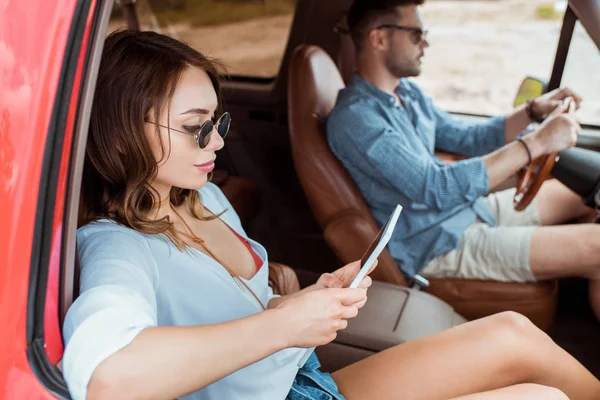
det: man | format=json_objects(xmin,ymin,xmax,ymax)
[{"xmin": 327, "ymin": 0, "xmax": 600, "ymax": 319}]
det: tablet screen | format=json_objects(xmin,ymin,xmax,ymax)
[{"xmin": 360, "ymin": 219, "xmax": 389, "ymax": 267}]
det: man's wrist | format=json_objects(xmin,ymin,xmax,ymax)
[{"xmin": 523, "ymin": 133, "xmax": 544, "ymax": 160}]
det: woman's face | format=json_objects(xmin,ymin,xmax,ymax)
[{"xmin": 146, "ymin": 66, "xmax": 224, "ymax": 194}]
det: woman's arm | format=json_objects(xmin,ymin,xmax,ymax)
[
  {"xmin": 87, "ymin": 287, "xmax": 366, "ymax": 400},
  {"xmin": 66, "ymin": 229, "xmax": 292, "ymax": 400},
  {"xmin": 87, "ymin": 309, "xmax": 287, "ymax": 400},
  {"xmin": 68, "ymin": 225, "xmax": 367, "ymax": 400}
]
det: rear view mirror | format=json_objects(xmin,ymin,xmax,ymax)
[{"xmin": 513, "ymin": 77, "xmax": 547, "ymax": 107}]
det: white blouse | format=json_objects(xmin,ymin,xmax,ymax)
[{"xmin": 62, "ymin": 183, "xmax": 304, "ymax": 400}]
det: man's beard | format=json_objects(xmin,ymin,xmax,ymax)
[{"xmin": 385, "ymin": 52, "xmax": 421, "ymax": 79}]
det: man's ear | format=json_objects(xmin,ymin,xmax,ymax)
[{"xmin": 367, "ymin": 29, "xmax": 386, "ymax": 52}]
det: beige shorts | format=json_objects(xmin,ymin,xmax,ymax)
[{"xmin": 421, "ymin": 188, "xmax": 541, "ymax": 283}]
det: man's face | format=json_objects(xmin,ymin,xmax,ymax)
[{"xmin": 378, "ymin": 5, "xmax": 429, "ymax": 78}]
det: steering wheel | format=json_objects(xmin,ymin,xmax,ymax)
[{"xmin": 513, "ymin": 98, "xmax": 575, "ymax": 211}]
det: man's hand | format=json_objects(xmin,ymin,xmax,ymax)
[
  {"xmin": 531, "ymin": 87, "xmax": 583, "ymax": 121},
  {"xmin": 485, "ymin": 100, "xmax": 580, "ymax": 190},
  {"xmin": 525, "ymin": 102, "xmax": 581, "ymax": 158}
]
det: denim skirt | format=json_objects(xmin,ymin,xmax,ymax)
[{"xmin": 285, "ymin": 352, "xmax": 346, "ymax": 400}]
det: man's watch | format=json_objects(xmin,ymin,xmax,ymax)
[{"xmin": 525, "ymin": 99, "xmax": 544, "ymax": 123}]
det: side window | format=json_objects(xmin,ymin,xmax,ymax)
[
  {"xmin": 413, "ymin": 1, "xmax": 563, "ymax": 116},
  {"xmin": 560, "ymin": 21, "xmax": 600, "ymax": 127},
  {"xmin": 108, "ymin": 0, "xmax": 296, "ymax": 79}
]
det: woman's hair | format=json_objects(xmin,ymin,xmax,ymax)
[{"xmin": 80, "ymin": 29, "xmax": 224, "ymax": 248}]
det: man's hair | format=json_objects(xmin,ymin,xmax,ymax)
[{"xmin": 347, "ymin": 0, "xmax": 425, "ymax": 52}]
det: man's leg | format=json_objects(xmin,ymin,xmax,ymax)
[
  {"xmin": 530, "ymin": 223, "xmax": 600, "ymax": 319},
  {"xmin": 425, "ymin": 181, "xmax": 600, "ymax": 316},
  {"xmin": 532, "ymin": 179, "xmax": 596, "ymax": 225},
  {"xmin": 487, "ymin": 180, "xmax": 600, "ymax": 318}
]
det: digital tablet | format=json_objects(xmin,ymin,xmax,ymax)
[
  {"xmin": 297, "ymin": 204, "xmax": 402, "ymax": 368},
  {"xmin": 348, "ymin": 204, "xmax": 403, "ymax": 288}
]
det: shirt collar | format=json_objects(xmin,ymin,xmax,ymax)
[
  {"xmin": 351, "ymin": 73, "xmax": 414, "ymax": 106},
  {"xmin": 351, "ymin": 73, "xmax": 395, "ymax": 104}
]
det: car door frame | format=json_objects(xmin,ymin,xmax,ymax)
[{"xmin": 24, "ymin": 0, "xmax": 113, "ymax": 398}]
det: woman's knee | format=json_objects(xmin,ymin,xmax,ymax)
[
  {"xmin": 486, "ymin": 311, "xmax": 542, "ymax": 351},
  {"xmin": 490, "ymin": 311, "xmax": 536, "ymax": 336}
]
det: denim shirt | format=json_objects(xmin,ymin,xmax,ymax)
[{"xmin": 326, "ymin": 74, "xmax": 505, "ymax": 277}]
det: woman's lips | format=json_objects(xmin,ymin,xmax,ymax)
[{"xmin": 194, "ymin": 160, "xmax": 215, "ymax": 173}]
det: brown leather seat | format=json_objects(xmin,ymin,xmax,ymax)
[
  {"xmin": 287, "ymin": 44, "xmax": 558, "ymax": 329},
  {"xmin": 269, "ymin": 262, "xmax": 301, "ymax": 296}
]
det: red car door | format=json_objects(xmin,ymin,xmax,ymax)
[{"xmin": 0, "ymin": 0, "xmax": 103, "ymax": 398}]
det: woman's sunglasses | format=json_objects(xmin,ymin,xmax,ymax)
[{"xmin": 146, "ymin": 112, "xmax": 231, "ymax": 149}]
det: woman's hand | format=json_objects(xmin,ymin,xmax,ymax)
[
  {"xmin": 313, "ymin": 260, "xmax": 377, "ymax": 308},
  {"xmin": 275, "ymin": 287, "xmax": 367, "ymax": 348},
  {"xmin": 267, "ymin": 260, "xmax": 376, "ymax": 310}
]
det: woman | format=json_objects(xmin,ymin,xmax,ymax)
[{"xmin": 63, "ymin": 29, "xmax": 599, "ymax": 400}]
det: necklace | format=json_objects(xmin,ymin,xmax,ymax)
[
  {"xmin": 169, "ymin": 204, "xmax": 266, "ymax": 311},
  {"xmin": 153, "ymin": 197, "xmax": 170, "ymax": 209}
]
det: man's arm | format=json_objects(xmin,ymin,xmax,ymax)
[
  {"xmin": 504, "ymin": 104, "xmax": 531, "ymax": 143},
  {"xmin": 328, "ymin": 102, "xmax": 579, "ymax": 207},
  {"xmin": 432, "ymin": 101, "xmax": 529, "ymax": 156},
  {"xmin": 482, "ymin": 139, "xmax": 532, "ymax": 189},
  {"xmin": 485, "ymin": 107, "xmax": 580, "ymax": 189},
  {"xmin": 505, "ymin": 87, "xmax": 583, "ymax": 143},
  {"xmin": 328, "ymin": 103, "xmax": 492, "ymax": 210},
  {"xmin": 433, "ymin": 105, "xmax": 506, "ymax": 157},
  {"xmin": 432, "ymin": 86, "xmax": 583, "ymax": 155}
]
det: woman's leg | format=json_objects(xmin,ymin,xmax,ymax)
[
  {"xmin": 332, "ymin": 312, "xmax": 599, "ymax": 400},
  {"xmin": 450, "ymin": 384, "xmax": 568, "ymax": 400}
]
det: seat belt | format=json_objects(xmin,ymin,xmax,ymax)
[{"xmin": 409, "ymin": 274, "xmax": 430, "ymax": 290}]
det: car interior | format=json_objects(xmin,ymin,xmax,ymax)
[{"xmin": 25, "ymin": 0, "xmax": 600, "ymax": 397}]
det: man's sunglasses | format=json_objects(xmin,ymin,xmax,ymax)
[
  {"xmin": 375, "ymin": 24, "xmax": 428, "ymax": 43},
  {"xmin": 146, "ymin": 112, "xmax": 231, "ymax": 149}
]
